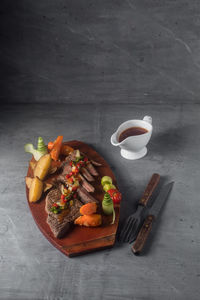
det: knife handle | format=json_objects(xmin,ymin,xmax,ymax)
[
  {"xmin": 139, "ymin": 173, "xmax": 160, "ymax": 206},
  {"xmin": 132, "ymin": 215, "xmax": 155, "ymax": 254}
]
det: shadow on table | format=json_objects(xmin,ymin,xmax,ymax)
[{"xmin": 149, "ymin": 125, "xmax": 188, "ymax": 157}]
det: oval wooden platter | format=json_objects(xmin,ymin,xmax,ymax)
[{"xmin": 26, "ymin": 140, "xmax": 120, "ymax": 257}]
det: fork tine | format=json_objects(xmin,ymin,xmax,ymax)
[
  {"xmin": 120, "ymin": 217, "xmax": 135, "ymax": 242},
  {"xmin": 119, "ymin": 216, "xmax": 132, "ymax": 240},
  {"xmin": 127, "ymin": 220, "xmax": 140, "ymax": 243},
  {"xmin": 124, "ymin": 219, "xmax": 137, "ymax": 243},
  {"xmin": 119, "ymin": 216, "xmax": 133, "ymax": 241}
]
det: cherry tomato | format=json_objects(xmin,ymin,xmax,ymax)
[{"xmin": 107, "ymin": 189, "xmax": 122, "ymax": 204}]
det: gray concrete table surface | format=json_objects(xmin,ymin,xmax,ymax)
[{"xmin": 0, "ymin": 103, "xmax": 199, "ymax": 300}]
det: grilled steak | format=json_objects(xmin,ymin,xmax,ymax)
[
  {"xmin": 45, "ymin": 149, "xmax": 101, "ymax": 238},
  {"xmin": 45, "ymin": 188, "xmax": 82, "ymax": 238}
]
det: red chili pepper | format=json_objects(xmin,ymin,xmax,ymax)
[
  {"xmin": 72, "ymin": 186, "xmax": 78, "ymax": 191},
  {"xmin": 52, "ymin": 203, "xmax": 58, "ymax": 207},
  {"xmin": 107, "ymin": 189, "xmax": 122, "ymax": 204},
  {"xmin": 61, "ymin": 194, "xmax": 65, "ymax": 200},
  {"xmin": 66, "ymin": 174, "xmax": 70, "ymax": 179}
]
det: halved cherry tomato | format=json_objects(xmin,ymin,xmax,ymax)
[{"xmin": 107, "ymin": 189, "xmax": 122, "ymax": 204}]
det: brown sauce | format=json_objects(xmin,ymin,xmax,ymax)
[
  {"xmin": 58, "ymin": 209, "xmax": 70, "ymax": 223},
  {"xmin": 119, "ymin": 127, "xmax": 148, "ymax": 142}
]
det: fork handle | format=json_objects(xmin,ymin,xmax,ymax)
[
  {"xmin": 131, "ymin": 215, "xmax": 155, "ymax": 254},
  {"xmin": 139, "ymin": 173, "xmax": 160, "ymax": 206}
]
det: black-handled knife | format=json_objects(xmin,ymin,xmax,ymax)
[{"xmin": 132, "ymin": 181, "xmax": 174, "ymax": 254}]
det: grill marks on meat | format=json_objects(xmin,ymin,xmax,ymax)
[{"xmin": 45, "ymin": 188, "xmax": 82, "ymax": 238}]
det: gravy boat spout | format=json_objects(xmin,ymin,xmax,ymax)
[{"xmin": 111, "ymin": 132, "xmax": 121, "ymax": 146}]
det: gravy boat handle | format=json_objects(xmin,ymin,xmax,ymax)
[{"xmin": 143, "ymin": 116, "xmax": 152, "ymax": 124}]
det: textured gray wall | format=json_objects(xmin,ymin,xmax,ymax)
[{"xmin": 1, "ymin": 0, "xmax": 200, "ymax": 104}]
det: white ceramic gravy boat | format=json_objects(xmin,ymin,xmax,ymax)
[{"xmin": 110, "ymin": 116, "xmax": 153, "ymax": 160}]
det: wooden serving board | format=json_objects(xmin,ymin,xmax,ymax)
[{"xmin": 26, "ymin": 141, "xmax": 120, "ymax": 257}]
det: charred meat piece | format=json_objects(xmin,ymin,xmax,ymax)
[{"xmin": 45, "ymin": 188, "xmax": 82, "ymax": 238}]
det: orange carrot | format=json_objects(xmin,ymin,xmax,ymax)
[
  {"xmin": 48, "ymin": 141, "xmax": 74, "ymax": 155},
  {"xmin": 48, "ymin": 141, "xmax": 54, "ymax": 150},
  {"xmin": 74, "ymin": 214, "xmax": 102, "ymax": 227},
  {"xmin": 50, "ymin": 136, "xmax": 63, "ymax": 161},
  {"xmin": 80, "ymin": 202, "xmax": 97, "ymax": 215}
]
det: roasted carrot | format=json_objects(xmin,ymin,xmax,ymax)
[
  {"xmin": 80, "ymin": 202, "xmax": 97, "ymax": 215},
  {"xmin": 48, "ymin": 141, "xmax": 74, "ymax": 156},
  {"xmin": 74, "ymin": 214, "xmax": 102, "ymax": 227},
  {"xmin": 50, "ymin": 136, "xmax": 63, "ymax": 161},
  {"xmin": 48, "ymin": 141, "xmax": 54, "ymax": 150}
]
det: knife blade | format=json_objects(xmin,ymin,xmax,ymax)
[{"xmin": 132, "ymin": 181, "xmax": 174, "ymax": 254}]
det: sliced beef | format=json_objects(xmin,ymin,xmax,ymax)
[
  {"xmin": 45, "ymin": 188, "xmax": 82, "ymax": 238},
  {"xmin": 91, "ymin": 159, "xmax": 102, "ymax": 166},
  {"xmin": 77, "ymin": 186, "xmax": 98, "ymax": 204},
  {"xmin": 62, "ymin": 163, "xmax": 72, "ymax": 175},
  {"xmin": 86, "ymin": 163, "xmax": 99, "ymax": 176},
  {"xmin": 79, "ymin": 174, "xmax": 95, "ymax": 193},
  {"xmin": 81, "ymin": 167, "xmax": 95, "ymax": 182}
]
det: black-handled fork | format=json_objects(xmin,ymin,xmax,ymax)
[{"xmin": 119, "ymin": 173, "xmax": 160, "ymax": 243}]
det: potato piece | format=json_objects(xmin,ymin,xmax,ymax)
[
  {"xmin": 74, "ymin": 214, "xmax": 102, "ymax": 227},
  {"xmin": 29, "ymin": 161, "xmax": 36, "ymax": 171},
  {"xmin": 34, "ymin": 154, "xmax": 52, "ymax": 180},
  {"xmin": 80, "ymin": 202, "xmax": 97, "ymax": 215},
  {"xmin": 25, "ymin": 177, "xmax": 33, "ymax": 189},
  {"xmin": 29, "ymin": 177, "xmax": 43, "ymax": 203}
]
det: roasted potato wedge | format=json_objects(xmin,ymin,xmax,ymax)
[
  {"xmin": 34, "ymin": 154, "xmax": 52, "ymax": 180},
  {"xmin": 29, "ymin": 177, "xmax": 43, "ymax": 203},
  {"xmin": 25, "ymin": 177, "xmax": 33, "ymax": 189},
  {"xmin": 29, "ymin": 161, "xmax": 36, "ymax": 171}
]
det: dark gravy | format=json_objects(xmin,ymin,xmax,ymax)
[{"xmin": 119, "ymin": 127, "xmax": 148, "ymax": 142}]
